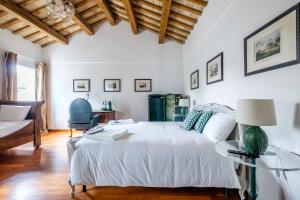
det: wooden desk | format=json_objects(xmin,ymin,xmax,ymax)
[{"xmin": 93, "ymin": 110, "xmax": 115, "ymax": 123}]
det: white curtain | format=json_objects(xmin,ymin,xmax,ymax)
[{"xmin": 36, "ymin": 63, "xmax": 47, "ymax": 131}]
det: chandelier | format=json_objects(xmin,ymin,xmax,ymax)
[{"xmin": 47, "ymin": 0, "xmax": 75, "ymax": 21}]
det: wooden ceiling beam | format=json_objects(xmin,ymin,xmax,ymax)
[
  {"xmin": 0, "ymin": 18, "xmax": 19, "ymax": 29},
  {"xmin": 18, "ymin": 0, "xmax": 37, "ymax": 7},
  {"xmin": 32, "ymin": 35, "xmax": 48, "ymax": 43},
  {"xmin": 13, "ymin": 24, "xmax": 30, "ymax": 34},
  {"xmin": 86, "ymin": 13, "xmax": 105, "ymax": 22},
  {"xmin": 172, "ymin": 2, "xmax": 202, "ymax": 15},
  {"xmin": 0, "ymin": 10, "xmax": 6, "ymax": 18},
  {"xmin": 123, "ymin": 0, "xmax": 138, "ymax": 34},
  {"xmin": 91, "ymin": 17, "xmax": 106, "ymax": 27},
  {"xmin": 41, "ymin": 40, "xmax": 57, "ymax": 48},
  {"xmin": 170, "ymin": 10, "xmax": 197, "ymax": 24},
  {"xmin": 133, "ymin": 1, "xmax": 197, "ymax": 24},
  {"xmin": 187, "ymin": 0, "xmax": 208, "ymax": 7},
  {"xmin": 113, "ymin": 8, "xmax": 186, "ymax": 42},
  {"xmin": 159, "ymin": 0, "xmax": 172, "ymax": 44},
  {"xmin": 134, "ymin": 3, "xmax": 194, "ymax": 30},
  {"xmin": 24, "ymin": 31, "xmax": 42, "ymax": 40},
  {"xmin": 0, "ymin": 0, "xmax": 68, "ymax": 44},
  {"xmin": 72, "ymin": 12, "xmax": 94, "ymax": 35},
  {"xmin": 116, "ymin": 14, "xmax": 184, "ymax": 44},
  {"xmin": 96, "ymin": 0, "xmax": 116, "ymax": 25},
  {"xmin": 65, "ymin": 29, "xmax": 81, "ymax": 37},
  {"xmin": 75, "ymin": 0, "xmax": 94, "ymax": 8},
  {"xmin": 112, "ymin": 5, "xmax": 188, "ymax": 38},
  {"xmin": 80, "ymin": 5, "xmax": 100, "ymax": 16}
]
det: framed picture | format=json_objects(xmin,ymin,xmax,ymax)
[
  {"xmin": 207, "ymin": 52, "xmax": 223, "ymax": 85},
  {"xmin": 244, "ymin": 4, "xmax": 300, "ymax": 76},
  {"xmin": 190, "ymin": 69, "xmax": 199, "ymax": 90},
  {"xmin": 135, "ymin": 79, "xmax": 152, "ymax": 92},
  {"xmin": 104, "ymin": 79, "xmax": 121, "ymax": 92},
  {"xmin": 73, "ymin": 79, "xmax": 90, "ymax": 92}
]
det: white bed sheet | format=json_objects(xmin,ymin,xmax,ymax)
[
  {"xmin": 69, "ymin": 122, "xmax": 240, "ymax": 189},
  {"xmin": 0, "ymin": 120, "xmax": 33, "ymax": 138}
]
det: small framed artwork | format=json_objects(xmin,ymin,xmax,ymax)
[
  {"xmin": 207, "ymin": 52, "xmax": 223, "ymax": 85},
  {"xmin": 73, "ymin": 79, "xmax": 90, "ymax": 92},
  {"xmin": 244, "ymin": 4, "xmax": 300, "ymax": 76},
  {"xmin": 104, "ymin": 79, "xmax": 121, "ymax": 92},
  {"xmin": 135, "ymin": 79, "xmax": 152, "ymax": 92},
  {"xmin": 190, "ymin": 69, "xmax": 199, "ymax": 90}
]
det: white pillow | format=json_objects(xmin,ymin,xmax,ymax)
[
  {"xmin": 0, "ymin": 105, "xmax": 31, "ymax": 121},
  {"xmin": 203, "ymin": 113, "xmax": 236, "ymax": 143}
]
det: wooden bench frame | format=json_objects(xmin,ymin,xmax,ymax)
[{"xmin": 0, "ymin": 101, "xmax": 44, "ymax": 151}]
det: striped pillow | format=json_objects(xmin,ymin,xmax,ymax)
[
  {"xmin": 194, "ymin": 111, "xmax": 213, "ymax": 133},
  {"xmin": 181, "ymin": 110, "xmax": 202, "ymax": 131}
]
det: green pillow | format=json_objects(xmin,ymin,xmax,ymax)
[
  {"xmin": 194, "ymin": 111, "xmax": 213, "ymax": 133},
  {"xmin": 182, "ymin": 110, "xmax": 202, "ymax": 131}
]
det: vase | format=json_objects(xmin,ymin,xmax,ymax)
[{"xmin": 243, "ymin": 126, "xmax": 268, "ymax": 155}]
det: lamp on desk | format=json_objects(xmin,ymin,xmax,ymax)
[{"xmin": 236, "ymin": 99, "xmax": 277, "ymax": 155}]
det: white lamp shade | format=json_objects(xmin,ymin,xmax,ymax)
[
  {"xmin": 179, "ymin": 99, "xmax": 189, "ymax": 107},
  {"xmin": 236, "ymin": 99, "xmax": 277, "ymax": 126}
]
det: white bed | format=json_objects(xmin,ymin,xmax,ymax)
[{"xmin": 68, "ymin": 121, "xmax": 240, "ymax": 190}]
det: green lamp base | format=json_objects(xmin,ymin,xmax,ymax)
[{"xmin": 243, "ymin": 126, "xmax": 268, "ymax": 155}]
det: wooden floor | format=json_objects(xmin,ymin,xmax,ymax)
[{"xmin": 0, "ymin": 131, "xmax": 240, "ymax": 200}]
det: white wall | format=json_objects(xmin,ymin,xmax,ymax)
[
  {"xmin": 43, "ymin": 21, "xmax": 183, "ymax": 129},
  {"xmin": 182, "ymin": 0, "xmax": 300, "ymax": 199},
  {"xmin": 0, "ymin": 29, "xmax": 42, "ymax": 99}
]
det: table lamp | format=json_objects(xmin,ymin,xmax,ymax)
[
  {"xmin": 179, "ymin": 99, "xmax": 189, "ymax": 116},
  {"xmin": 236, "ymin": 99, "xmax": 277, "ymax": 155}
]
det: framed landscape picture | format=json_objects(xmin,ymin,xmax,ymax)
[
  {"xmin": 207, "ymin": 52, "xmax": 223, "ymax": 84},
  {"xmin": 135, "ymin": 79, "xmax": 152, "ymax": 92},
  {"xmin": 244, "ymin": 4, "xmax": 300, "ymax": 76},
  {"xmin": 104, "ymin": 79, "xmax": 121, "ymax": 92},
  {"xmin": 73, "ymin": 79, "xmax": 90, "ymax": 92},
  {"xmin": 190, "ymin": 70, "xmax": 199, "ymax": 90}
]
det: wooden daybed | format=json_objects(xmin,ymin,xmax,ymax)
[{"xmin": 0, "ymin": 101, "xmax": 44, "ymax": 151}]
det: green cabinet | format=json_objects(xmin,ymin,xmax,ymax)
[
  {"xmin": 165, "ymin": 94, "xmax": 189, "ymax": 122},
  {"xmin": 148, "ymin": 94, "xmax": 165, "ymax": 121}
]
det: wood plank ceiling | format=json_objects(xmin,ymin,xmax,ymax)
[{"xmin": 0, "ymin": 0, "xmax": 209, "ymax": 47}]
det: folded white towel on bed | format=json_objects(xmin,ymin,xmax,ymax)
[
  {"xmin": 108, "ymin": 119, "xmax": 135, "ymax": 125},
  {"xmin": 84, "ymin": 129, "xmax": 129, "ymax": 142}
]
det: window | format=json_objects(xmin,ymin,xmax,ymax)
[{"xmin": 16, "ymin": 58, "xmax": 36, "ymax": 101}]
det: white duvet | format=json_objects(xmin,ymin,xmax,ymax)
[
  {"xmin": 0, "ymin": 120, "xmax": 33, "ymax": 138},
  {"xmin": 69, "ymin": 122, "xmax": 240, "ymax": 189}
]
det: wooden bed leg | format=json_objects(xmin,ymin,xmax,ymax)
[
  {"xmin": 82, "ymin": 185, "xmax": 87, "ymax": 192},
  {"xmin": 68, "ymin": 179, "xmax": 75, "ymax": 198}
]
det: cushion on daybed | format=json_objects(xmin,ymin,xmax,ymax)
[
  {"xmin": 0, "ymin": 120, "xmax": 33, "ymax": 138},
  {"xmin": 0, "ymin": 105, "xmax": 31, "ymax": 121}
]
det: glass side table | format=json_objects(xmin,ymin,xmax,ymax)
[{"xmin": 216, "ymin": 140, "xmax": 300, "ymax": 200}]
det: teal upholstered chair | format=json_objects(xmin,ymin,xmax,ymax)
[{"xmin": 69, "ymin": 98, "xmax": 100, "ymax": 137}]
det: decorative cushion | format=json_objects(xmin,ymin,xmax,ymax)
[
  {"xmin": 203, "ymin": 113, "xmax": 236, "ymax": 143},
  {"xmin": 194, "ymin": 111, "xmax": 213, "ymax": 133},
  {"xmin": 181, "ymin": 110, "xmax": 202, "ymax": 131},
  {"xmin": 0, "ymin": 105, "xmax": 31, "ymax": 121}
]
